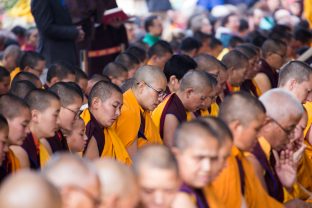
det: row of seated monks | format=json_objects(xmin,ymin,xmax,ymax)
[{"xmin": 0, "ymin": 39, "xmax": 312, "ymax": 208}]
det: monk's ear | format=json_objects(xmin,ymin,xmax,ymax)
[
  {"xmin": 171, "ymin": 146, "xmax": 181, "ymax": 157},
  {"xmin": 288, "ymin": 78, "xmax": 297, "ymax": 90},
  {"xmin": 169, "ymin": 75, "xmax": 177, "ymax": 85},
  {"xmin": 31, "ymin": 109, "xmax": 40, "ymax": 123},
  {"xmin": 91, "ymin": 97, "xmax": 101, "ymax": 109},
  {"xmin": 228, "ymin": 120, "xmax": 242, "ymax": 133},
  {"xmin": 185, "ymin": 88, "xmax": 194, "ymax": 98}
]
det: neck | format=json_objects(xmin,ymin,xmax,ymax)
[
  {"xmin": 89, "ymin": 108, "xmax": 105, "ymax": 128},
  {"xmin": 132, "ymin": 88, "xmax": 145, "ymax": 111},
  {"xmin": 175, "ymin": 91, "xmax": 188, "ymax": 110},
  {"xmin": 29, "ymin": 123, "xmax": 44, "ymax": 139}
]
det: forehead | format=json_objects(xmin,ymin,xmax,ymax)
[
  {"xmin": 150, "ymin": 77, "xmax": 167, "ymax": 89},
  {"xmin": 42, "ymin": 99, "xmax": 61, "ymax": 111},
  {"xmin": 102, "ymin": 91, "xmax": 122, "ymax": 103},
  {"xmin": 184, "ymin": 134, "xmax": 219, "ymax": 153},
  {"xmin": 138, "ymin": 166, "xmax": 178, "ymax": 187}
]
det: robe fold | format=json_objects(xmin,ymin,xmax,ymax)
[
  {"xmin": 21, "ymin": 133, "xmax": 40, "ymax": 170},
  {"xmin": 81, "ymin": 108, "xmax": 132, "ymax": 165},
  {"xmin": 211, "ymin": 145, "xmax": 284, "ymax": 208},
  {"xmin": 180, "ymin": 183, "xmax": 210, "ymax": 208},
  {"xmin": 46, "ymin": 130, "xmax": 69, "ymax": 153},
  {"xmin": 113, "ymin": 89, "xmax": 162, "ymax": 148},
  {"xmin": 152, "ymin": 93, "xmax": 187, "ymax": 138}
]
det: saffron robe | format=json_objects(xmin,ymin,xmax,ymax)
[
  {"xmin": 241, "ymin": 79, "xmax": 262, "ymax": 97},
  {"xmin": 81, "ymin": 108, "xmax": 132, "ymax": 165},
  {"xmin": 211, "ymin": 145, "xmax": 284, "ymax": 208},
  {"xmin": 113, "ymin": 89, "xmax": 162, "ymax": 148},
  {"xmin": 0, "ymin": 149, "xmax": 21, "ymax": 182},
  {"xmin": 46, "ymin": 130, "xmax": 69, "ymax": 153},
  {"xmin": 257, "ymin": 59, "xmax": 278, "ymax": 89},
  {"xmin": 152, "ymin": 93, "xmax": 187, "ymax": 139},
  {"xmin": 180, "ymin": 183, "xmax": 210, "ymax": 208}
]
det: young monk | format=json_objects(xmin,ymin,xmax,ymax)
[
  {"xmin": 211, "ymin": 92, "xmax": 285, "ymax": 208},
  {"xmin": 247, "ymin": 89, "xmax": 311, "ymax": 207},
  {"xmin": 45, "ymin": 62, "xmax": 76, "ymax": 88},
  {"xmin": 80, "ymin": 81, "xmax": 131, "ymax": 165},
  {"xmin": 0, "ymin": 114, "xmax": 9, "ymax": 165},
  {"xmin": 94, "ymin": 158, "xmax": 139, "ymax": 208},
  {"xmin": 19, "ymin": 89, "xmax": 61, "ymax": 169},
  {"xmin": 113, "ymin": 65, "xmax": 167, "ymax": 157},
  {"xmin": 9, "ymin": 80, "xmax": 36, "ymax": 99},
  {"xmin": 41, "ymin": 82, "xmax": 83, "ymax": 156},
  {"xmin": 221, "ymin": 50, "xmax": 249, "ymax": 95},
  {"xmin": 42, "ymin": 154, "xmax": 101, "ymax": 208},
  {"xmin": 152, "ymin": 70, "xmax": 215, "ymax": 146},
  {"xmin": 0, "ymin": 66, "xmax": 10, "ymax": 95},
  {"xmin": 66, "ymin": 118, "xmax": 87, "ymax": 154},
  {"xmin": 133, "ymin": 145, "xmax": 181, "ymax": 208},
  {"xmin": 0, "ymin": 170, "xmax": 62, "ymax": 208},
  {"xmin": 11, "ymin": 71, "xmax": 42, "ymax": 89},
  {"xmin": 0, "ymin": 95, "xmax": 31, "ymax": 179},
  {"xmin": 102, "ymin": 62, "xmax": 128, "ymax": 87},
  {"xmin": 171, "ymin": 119, "xmax": 220, "ymax": 208}
]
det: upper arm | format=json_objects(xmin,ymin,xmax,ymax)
[
  {"xmin": 254, "ymin": 73, "xmax": 272, "ymax": 94},
  {"xmin": 10, "ymin": 146, "xmax": 30, "ymax": 169},
  {"xmin": 172, "ymin": 192, "xmax": 197, "ymax": 208},
  {"xmin": 126, "ymin": 139, "xmax": 138, "ymax": 159},
  {"xmin": 246, "ymin": 154, "xmax": 268, "ymax": 191},
  {"xmin": 163, "ymin": 114, "xmax": 180, "ymax": 147},
  {"xmin": 84, "ymin": 137, "xmax": 100, "ymax": 160}
]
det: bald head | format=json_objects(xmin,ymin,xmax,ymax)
[
  {"xmin": 0, "ymin": 171, "xmax": 61, "ymax": 208},
  {"xmin": 133, "ymin": 65, "xmax": 166, "ymax": 87},
  {"xmin": 259, "ymin": 89, "xmax": 303, "ymax": 124},
  {"xmin": 219, "ymin": 92, "xmax": 266, "ymax": 126},
  {"xmin": 26, "ymin": 89, "xmax": 59, "ymax": 112},
  {"xmin": 194, "ymin": 54, "xmax": 226, "ymax": 75},
  {"xmin": 173, "ymin": 119, "xmax": 219, "ymax": 151},
  {"xmin": 279, "ymin": 61, "xmax": 312, "ymax": 87},
  {"xmin": 0, "ymin": 94, "xmax": 29, "ymax": 119},
  {"xmin": 94, "ymin": 159, "xmax": 138, "ymax": 205},
  {"xmin": 88, "ymin": 81, "xmax": 122, "ymax": 106},
  {"xmin": 179, "ymin": 70, "xmax": 215, "ymax": 92},
  {"xmin": 133, "ymin": 145, "xmax": 178, "ymax": 175},
  {"xmin": 201, "ymin": 117, "xmax": 233, "ymax": 143}
]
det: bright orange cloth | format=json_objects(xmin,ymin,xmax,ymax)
[{"xmin": 6, "ymin": 148, "xmax": 21, "ymax": 172}]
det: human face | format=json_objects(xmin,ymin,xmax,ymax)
[
  {"xmin": 230, "ymin": 65, "xmax": 248, "ymax": 86},
  {"xmin": 289, "ymin": 112, "xmax": 307, "ymax": 150},
  {"xmin": 140, "ymin": 79, "xmax": 167, "ymax": 111},
  {"xmin": 235, "ymin": 113, "xmax": 265, "ymax": 151},
  {"xmin": 155, "ymin": 52, "xmax": 172, "ymax": 71},
  {"xmin": 270, "ymin": 50, "xmax": 287, "ymax": 69},
  {"xmin": 186, "ymin": 87, "xmax": 213, "ymax": 112},
  {"xmin": 175, "ymin": 135, "xmax": 219, "ymax": 188},
  {"xmin": 7, "ymin": 108, "xmax": 31, "ymax": 145},
  {"xmin": 211, "ymin": 139, "xmax": 232, "ymax": 180},
  {"xmin": 27, "ymin": 60, "xmax": 46, "ymax": 77},
  {"xmin": 0, "ymin": 77, "xmax": 10, "ymax": 95},
  {"xmin": 111, "ymin": 72, "xmax": 128, "ymax": 87},
  {"xmin": 67, "ymin": 119, "xmax": 87, "ymax": 153},
  {"xmin": 227, "ymin": 15, "xmax": 240, "ymax": 34},
  {"xmin": 94, "ymin": 92, "xmax": 123, "ymax": 127},
  {"xmin": 291, "ymin": 75, "xmax": 312, "ymax": 104},
  {"xmin": 0, "ymin": 127, "xmax": 9, "ymax": 165},
  {"xmin": 149, "ymin": 18, "xmax": 163, "ymax": 37},
  {"xmin": 35, "ymin": 100, "xmax": 61, "ymax": 138},
  {"xmin": 138, "ymin": 167, "xmax": 180, "ymax": 208},
  {"xmin": 28, "ymin": 29, "xmax": 38, "ymax": 46},
  {"xmin": 59, "ymin": 97, "xmax": 82, "ymax": 132},
  {"xmin": 268, "ymin": 114, "xmax": 300, "ymax": 151},
  {"xmin": 62, "ymin": 74, "xmax": 76, "ymax": 83}
]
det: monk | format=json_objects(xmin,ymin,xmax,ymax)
[
  {"xmin": 133, "ymin": 145, "xmax": 181, "ymax": 208},
  {"xmin": 0, "ymin": 66, "xmax": 10, "ymax": 95},
  {"xmin": 147, "ymin": 40, "xmax": 173, "ymax": 71},
  {"xmin": 94, "ymin": 158, "xmax": 139, "ymax": 208},
  {"xmin": 221, "ymin": 50, "xmax": 249, "ymax": 95},
  {"xmin": 247, "ymin": 89, "xmax": 311, "ymax": 207},
  {"xmin": 152, "ymin": 70, "xmax": 215, "ymax": 146},
  {"xmin": 171, "ymin": 119, "xmax": 219, "ymax": 208},
  {"xmin": 102, "ymin": 62, "xmax": 128, "ymax": 87},
  {"xmin": 113, "ymin": 65, "xmax": 167, "ymax": 157},
  {"xmin": 80, "ymin": 81, "xmax": 131, "ymax": 165},
  {"xmin": 40, "ymin": 82, "xmax": 83, "ymax": 158},
  {"xmin": 211, "ymin": 92, "xmax": 284, "ymax": 208},
  {"xmin": 66, "ymin": 118, "xmax": 87, "ymax": 154},
  {"xmin": 0, "ymin": 95, "xmax": 31, "ymax": 179},
  {"xmin": 11, "ymin": 71, "xmax": 42, "ymax": 88},
  {"xmin": 42, "ymin": 153, "xmax": 101, "ymax": 208},
  {"xmin": 19, "ymin": 89, "xmax": 61, "ymax": 169},
  {"xmin": 0, "ymin": 170, "xmax": 61, "ymax": 208},
  {"xmin": 45, "ymin": 62, "xmax": 76, "ymax": 88},
  {"xmin": 0, "ymin": 114, "xmax": 9, "ymax": 165},
  {"xmin": 9, "ymin": 80, "xmax": 37, "ymax": 99}
]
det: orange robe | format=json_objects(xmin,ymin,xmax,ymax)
[
  {"xmin": 113, "ymin": 89, "xmax": 162, "ymax": 148},
  {"xmin": 211, "ymin": 145, "xmax": 284, "ymax": 208},
  {"xmin": 81, "ymin": 108, "xmax": 132, "ymax": 165}
]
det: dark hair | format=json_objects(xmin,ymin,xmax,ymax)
[
  {"xmin": 103, "ymin": 62, "xmax": 127, "ymax": 78},
  {"xmin": 47, "ymin": 62, "xmax": 75, "ymax": 83},
  {"xmin": 229, "ymin": 36, "xmax": 244, "ymax": 48},
  {"xmin": 126, "ymin": 46, "xmax": 147, "ymax": 63},
  {"xmin": 294, "ymin": 28, "xmax": 312, "ymax": 45},
  {"xmin": 0, "ymin": 66, "xmax": 10, "ymax": 81},
  {"xmin": 164, "ymin": 55, "xmax": 197, "ymax": 81},
  {"xmin": 19, "ymin": 51, "xmax": 45, "ymax": 70},
  {"xmin": 115, "ymin": 52, "xmax": 140, "ymax": 71},
  {"xmin": 9, "ymin": 80, "xmax": 36, "ymax": 99},
  {"xmin": 144, "ymin": 15, "xmax": 159, "ymax": 32},
  {"xmin": 148, "ymin": 40, "xmax": 173, "ymax": 58},
  {"xmin": 180, "ymin": 37, "xmax": 202, "ymax": 52}
]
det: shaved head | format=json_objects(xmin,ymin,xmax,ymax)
[
  {"xmin": 88, "ymin": 81, "xmax": 122, "ymax": 106},
  {"xmin": 201, "ymin": 117, "xmax": 233, "ymax": 142},
  {"xmin": 179, "ymin": 70, "xmax": 215, "ymax": 92},
  {"xmin": 259, "ymin": 89, "xmax": 303, "ymax": 124},
  {"xmin": 0, "ymin": 94, "xmax": 29, "ymax": 119},
  {"xmin": 173, "ymin": 119, "xmax": 219, "ymax": 151},
  {"xmin": 86, "ymin": 74, "xmax": 110, "ymax": 96},
  {"xmin": 26, "ymin": 89, "xmax": 60, "ymax": 111},
  {"xmin": 278, "ymin": 61, "xmax": 312, "ymax": 87},
  {"xmin": 133, "ymin": 145, "xmax": 178, "ymax": 175},
  {"xmin": 94, "ymin": 159, "xmax": 139, "ymax": 208},
  {"xmin": 49, "ymin": 82, "xmax": 83, "ymax": 107},
  {"xmin": 9, "ymin": 80, "xmax": 36, "ymax": 99},
  {"xmin": 219, "ymin": 92, "xmax": 266, "ymax": 126},
  {"xmin": 0, "ymin": 170, "xmax": 61, "ymax": 208},
  {"xmin": 133, "ymin": 65, "xmax": 166, "ymax": 87},
  {"xmin": 194, "ymin": 54, "xmax": 226, "ymax": 74},
  {"xmin": 12, "ymin": 71, "xmax": 42, "ymax": 88}
]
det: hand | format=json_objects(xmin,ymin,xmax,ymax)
[
  {"xmin": 76, "ymin": 26, "xmax": 85, "ymax": 42},
  {"xmin": 273, "ymin": 149, "xmax": 296, "ymax": 189},
  {"xmin": 285, "ymin": 199, "xmax": 312, "ymax": 208},
  {"xmin": 293, "ymin": 143, "xmax": 306, "ymax": 166}
]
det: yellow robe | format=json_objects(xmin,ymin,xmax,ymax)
[
  {"xmin": 10, "ymin": 67, "xmax": 21, "ymax": 83},
  {"xmin": 6, "ymin": 148, "xmax": 21, "ymax": 172},
  {"xmin": 204, "ymin": 185, "xmax": 226, "ymax": 208},
  {"xmin": 304, "ymin": 0, "xmax": 312, "ymax": 28},
  {"xmin": 39, "ymin": 141, "xmax": 50, "ymax": 168},
  {"xmin": 113, "ymin": 89, "xmax": 162, "ymax": 148},
  {"xmin": 80, "ymin": 108, "xmax": 132, "ymax": 165},
  {"xmin": 211, "ymin": 145, "xmax": 284, "ymax": 208},
  {"xmin": 303, "ymin": 102, "xmax": 312, "ymax": 137},
  {"xmin": 217, "ymin": 48, "xmax": 229, "ymax": 60}
]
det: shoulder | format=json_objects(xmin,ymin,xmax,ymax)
[
  {"xmin": 172, "ymin": 192, "xmax": 197, "ymax": 208},
  {"xmin": 10, "ymin": 146, "xmax": 29, "ymax": 169}
]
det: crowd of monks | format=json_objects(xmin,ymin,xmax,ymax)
[{"xmin": 0, "ymin": 29, "xmax": 312, "ymax": 208}]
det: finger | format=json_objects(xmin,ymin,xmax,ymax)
[{"xmin": 273, "ymin": 150, "xmax": 280, "ymax": 167}]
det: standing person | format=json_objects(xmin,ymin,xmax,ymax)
[{"xmin": 31, "ymin": 0, "xmax": 85, "ymax": 67}]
